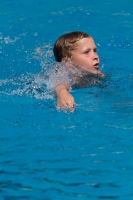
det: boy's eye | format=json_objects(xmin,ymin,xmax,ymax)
[
  {"xmin": 83, "ymin": 48, "xmax": 97, "ymax": 54},
  {"xmin": 84, "ymin": 50, "xmax": 90, "ymax": 54}
]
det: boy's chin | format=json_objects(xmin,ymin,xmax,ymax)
[
  {"xmin": 88, "ymin": 67, "xmax": 99, "ymax": 74},
  {"xmin": 87, "ymin": 68, "xmax": 104, "ymax": 77},
  {"xmin": 93, "ymin": 65, "xmax": 99, "ymax": 70}
]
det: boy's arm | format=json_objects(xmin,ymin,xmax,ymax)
[{"xmin": 55, "ymin": 83, "xmax": 75, "ymax": 112}]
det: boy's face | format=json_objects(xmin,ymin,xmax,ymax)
[{"xmin": 70, "ymin": 37, "xmax": 100, "ymax": 74}]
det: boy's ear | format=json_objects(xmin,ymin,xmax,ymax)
[{"xmin": 62, "ymin": 57, "xmax": 69, "ymax": 62}]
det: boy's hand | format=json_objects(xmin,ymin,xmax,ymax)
[
  {"xmin": 57, "ymin": 89, "xmax": 75, "ymax": 112},
  {"xmin": 55, "ymin": 84, "xmax": 75, "ymax": 112}
]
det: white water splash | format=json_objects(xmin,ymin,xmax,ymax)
[
  {"xmin": 0, "ymin": 34, "xmax": 20, "ymax": 45},
  {"xmin": 0, "ymin": 33, "xmax": 106, "ymax": 100},
  {"xmin": 0, "ymin": 73, "xmax": 53, "ymax": 99},
  {"xmin": 31, "ymin": 44, "xmax": 53, "ymax": 68}
]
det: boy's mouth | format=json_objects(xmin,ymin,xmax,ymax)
[{"xmin": 93, "ymin": 63, "xmax": 99, "ymax": 69}]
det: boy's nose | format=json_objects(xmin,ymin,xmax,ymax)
[{"xmin": 93, "ymin": 52, "xmax": 99, "ymax": 60}]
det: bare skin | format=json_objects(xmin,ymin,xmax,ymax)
[
  {"xmin": 55, "ymin": 37, "xmax": 104, "ymax": 112},
  {"xmin": 55, "ymin": 83, "xmax": 75, "ymax": 112}
]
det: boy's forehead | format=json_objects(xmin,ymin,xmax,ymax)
[{"xmin": 76, "ymin": 37, "xmax": 96, "ymax": 47}]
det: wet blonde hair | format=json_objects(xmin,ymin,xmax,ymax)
[{"xmin": 53, "ymin": 31, "xmax": 91, "ymax": 62}]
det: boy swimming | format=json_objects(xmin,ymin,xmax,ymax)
[{"xmin": 53, "ymin": 31, "xmax": 104, "ymax": 112}]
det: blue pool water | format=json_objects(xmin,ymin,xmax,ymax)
[{"xmin": 0, "ymin": 0, "xmax": 133, "ymax": 199}]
